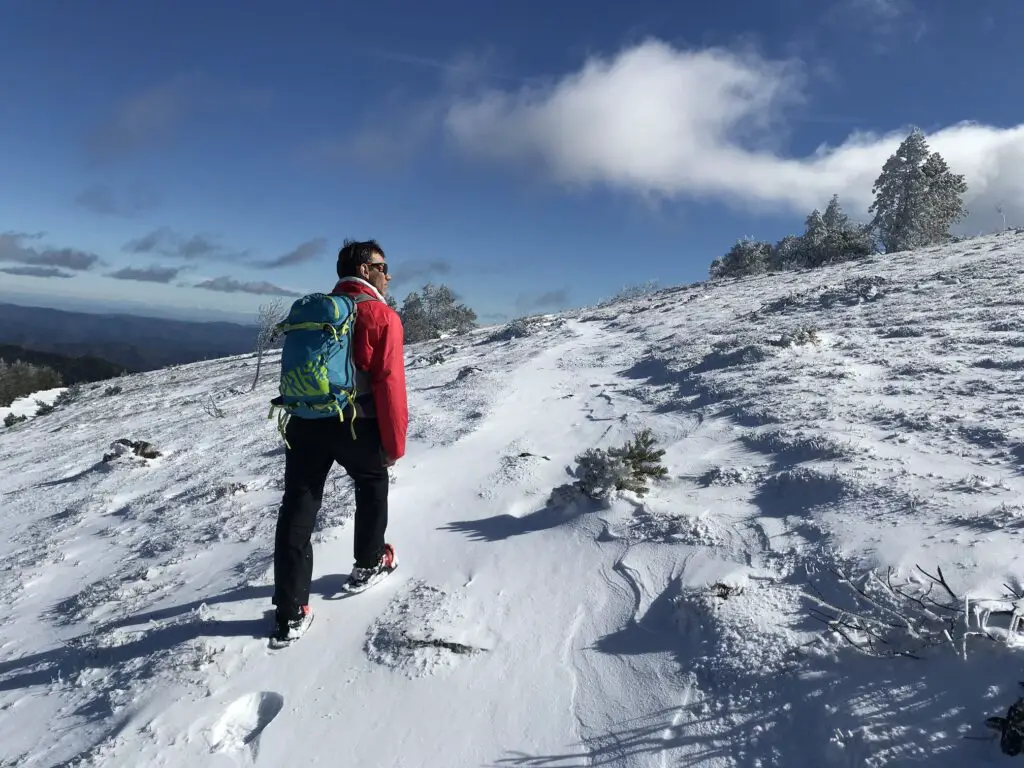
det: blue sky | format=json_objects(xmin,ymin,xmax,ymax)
[{"xmin": 1, "ymin": 0, "xmax": 1022, "ymax": 324}]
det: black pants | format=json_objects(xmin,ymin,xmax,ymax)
[{"xmin": 272, "ymin": 415, "xmax": 389, "ymax": 619}]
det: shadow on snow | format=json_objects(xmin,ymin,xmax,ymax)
[
  {"xmin": 0, "ymin": 575, "xmax": 343, "ymax": 696},
  {"xmin": 439, "ymin": 484, "xmax": 601, "ymax": 542}
]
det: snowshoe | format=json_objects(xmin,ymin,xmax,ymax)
[
  {"xmin": 268, "ymin": 605, "xmax": 314, "ymax": 649},
  {"xmin": 340, "ymin": 544, "xmax": 398, "ymax": 595},
  {"xmin": 986, "ymin": 697, "xmax": 1024, "ymax": 755}
]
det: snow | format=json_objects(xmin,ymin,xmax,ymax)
[
  {"xmin": 0, "ymin": 387, "xmax": 65, "ymax": 425},
  {"xmin": 5, "ymin": 232, "xmax": 1024, "ymax": 765}
]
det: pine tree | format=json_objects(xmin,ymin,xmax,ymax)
[
  {"xmin": 574, "ymin": 428, "xmax": 668, "ymax": 499},
  {"xmin": 709, "ymin": 237, "xmax": 772, "ymax": 279},
  {"xmin": 869, "ymin": 129, "xmax": 931, "ymax": 253},
  {"xmin": 822, "ymin": 194, "xmax": 849, "ymax": 232},
  {"xmin": 399, "ymin": 282, "xmax": 478, "ymax": 343},
  {"xmin": 398, "ymin": 290, "xmax": 428, "ymax": 342},
  {"xmin": 920, "ymin": 152, "xmax": 968, "ymax": 243},
  {"xmin": 869, "ymin": 129, "xmax": 966, "ymax": 253},
  {"xmin": 607, "ymin": 428, "xmax": 668, "ymax": 497},
  {"xmin": 798, "ymin": 209, "xmax": 828, "ymax": 267},
  {"xmin": 0, "ymin": 359, "xmax": 63, "ymax": 407},
  {"xmin": 770, "ymin": 237, "xmax": 806, "ymax": 274},
  {"xmin": 768, "ymin": 234, "xmax": 803, "ymax": 272},
  {"xmin": 832, "ymin": 226, "xmax": 874, "ymax": 262},
  {"xmin": 816, "ymin": 195, "xmax": 874, "ymax": 266}
]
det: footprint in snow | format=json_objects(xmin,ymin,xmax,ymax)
[
  {"xmin": 365, "ymin": 580, "xmax": 491, "ymax": 678},
  {"xmin": 207, "ymin": 691, "xmax": 284, "ymax": 761}
]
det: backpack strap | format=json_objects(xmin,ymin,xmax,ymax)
[
  {"xmin": 349, "ymin": 293, "xmax": 380, "ymax": 419},
  {"xmin": 351, "ymin": 293, "xmax": 380, "ymax": 305}
]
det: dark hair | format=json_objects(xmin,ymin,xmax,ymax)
[{"xmin": 337, "ymin": 239, "xmax": 385, "ymax": 279}]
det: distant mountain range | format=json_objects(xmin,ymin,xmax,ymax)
[
  {"xmin": 0, "ymin": 302, "xmax": 259, "ymax": 373},
  {"xmin": 0, "ymin": 344, "xmax": 130, "ymax": 385}
]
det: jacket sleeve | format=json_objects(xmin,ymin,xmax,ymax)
[{"xmin": 366, "ymin": 306, "xmax": 408, "ymax": 461}]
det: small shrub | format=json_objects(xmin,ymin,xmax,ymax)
[
  {"xmin": 574, "ymin": 428, "xmax": 668, "ymax": 499},
  {"xmin": 613, "ymin": 280, "xmax": 660, "ymax": 302},
  {"xmin": 742, "ymin": 429, "xmax": 850, "ymax": 462},
  {"xmin": 203, "ymin": 395, "xmax": 225, "ymax": 418},
  {"xmin": 574, "ymin": 448, "xmax": 629, "ymax": 500},
  {"xmin": 3, "ymin": 412, "xmax": 27, "ymax": 428},
  {"xmin": 699, "ymin": 466, "xmax": 761, "ymax": 487},
  {"xmin": 487, "ymin": 315, "xmax": 565, "ymax": 343},
  {"xmin": 758, "ymin": 293, "xmax": 803, "ymax": 315},
  {"xmin": 989, "ymin": 320, "xmax": 1024, "ymax": 333},
  {"xmin": 881, "ymin": 326, "xmax": 926, "ymax": 339},
  {"xmin": 102, "ymin": 438, "xmax": 161, "ymax": 462},
  {"xmin": 710, "ymin": 582, "xmax": 744, "ymax": 599},
  {"xmin": 412, "ymin": 352, "xmax": 443, "ymax": 366},
  {"xmin": 487, "ymin": 318, "xmax": 532, "ymax": 342},
  {"xmin": 819, "ymin": 276, "xmax": 890, "ymax": 307},
  {"xmin": 692, "ymin": 344, "xmax": 773, "ymax": 374},
  {"xmin": 767, "ymin": 327, "xmax": 820, "ymax": 348},
  {"xmin": 103, "ymin": 385, "xmax": 123, "ymax": 397},
  {"xmin": 410, "ymin": 344, "xmax": 458, "ymax": 367},
  {"xmin": 34, "ymin": 400, "xmax": 55, "ymax": 416},
  {"xmin": 54, "ymin": 384, "xmax": 82, "ymax": 407},
  {"xmin": 973, "ymin": 357, "xmax": 1024, "ymax": 371}
]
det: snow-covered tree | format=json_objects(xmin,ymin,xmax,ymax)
[
  {"xmin": 3, "ymin": 412, "xmax": 26, "ymax": 428},
  {"xmin": 399, "ymin": 283, "xmax": 477, "ymax": 343},
  {"xmin": 709, "ymin": 237, "xmax": 772, "ymax": 280},
  {"xmin": 869, "ymin": 129, "xmax": 967, "ymax": 253},
  {"xmin": 869, "ymin": 130, "xmax": 931, "ymax": 253},
  {"xmin": 768, "ymin": 234, "xmax": 804, "ymax": 272},
  {"xmin": 920, "ymin": 152, "xmax": 968, "ymax": 243},
  {"xmin": 996, "ymin": 203, "xmax": 1008, "ymax": 230},
  {"xmin": 0, "ymin": 359, "xmax": 63, "ymax": 407},
  {"xmin": 574, "ymin": 428, "xmax": 668, "ymax": 499},
  {"xmin": 822, "ymin": 194, "xmax": 849, "ymax": 233},
  {"xmin": 706, "ymin": 195, "xmax": 872, "ymax": 279},
  {"xmin": 250, "ymin": 298, "xmax": 286, "ymax": 392},
  {"xmin": 803, "ymin": 208, "xmax": 828, "ymax": 254},
  {"xmin": 829, "ymin": 225, "xmax": 873, "ymax": 264},
  {"xmin": 803, "ymin": 195, "xmax": 874, "ymax": 267}
]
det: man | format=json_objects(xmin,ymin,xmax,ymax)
[{"xmin": 271, "ymin": 239, "xmax": 408, "ymax": 645}]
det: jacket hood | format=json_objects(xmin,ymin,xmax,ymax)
[{"xmin": 333, "ymin": 276, "xmax": 386, "ymax": 302}]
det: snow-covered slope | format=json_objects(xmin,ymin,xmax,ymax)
[
  {"xmin": 5, "ymin": 233, "xmax": 1024, "ymax": 766},
  {"xmin": 0, "ymin": 387, "xmax": 65, "ymax": 426}
]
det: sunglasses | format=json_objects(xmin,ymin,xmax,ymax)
[{"xmin": 367, "ymin": 261, "xmax": 388, "ymax": 276}]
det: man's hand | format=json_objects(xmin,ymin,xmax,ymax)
[{"xmin": 383, "ymin": 454, "xmax": 396, "ymax": 468}]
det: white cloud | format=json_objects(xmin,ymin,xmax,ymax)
[
  {"xmin": 194, "ymin": 276, "xmax": 300, "ymax": 297},
  {"xmin": 445, "ymin": 40, "xmax": 1024, "ymax": 228},
  {"xmin": 846, "ymin": 0, "xmax": 907, "ymax": 20}
]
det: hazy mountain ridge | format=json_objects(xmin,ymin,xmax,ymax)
[
  {"xmin": 0, "ymin": 344, "xmax": 130, "ymax": 384},
  {"xmin": 0, "ymin": 302, "xmax": 259, "ymax": 371}
]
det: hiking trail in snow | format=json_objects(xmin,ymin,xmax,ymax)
[{"xmin": 4, "ymin": 233, "xmax": 1024, "ymax": 765}]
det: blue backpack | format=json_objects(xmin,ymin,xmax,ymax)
[{"xmin": 268, "ymin": 291, "xmax": 375, "ymax": 444}]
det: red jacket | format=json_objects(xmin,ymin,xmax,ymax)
[{"xmin": 331, "ymin": 278, "xmax": 408, "ymax": 462}]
